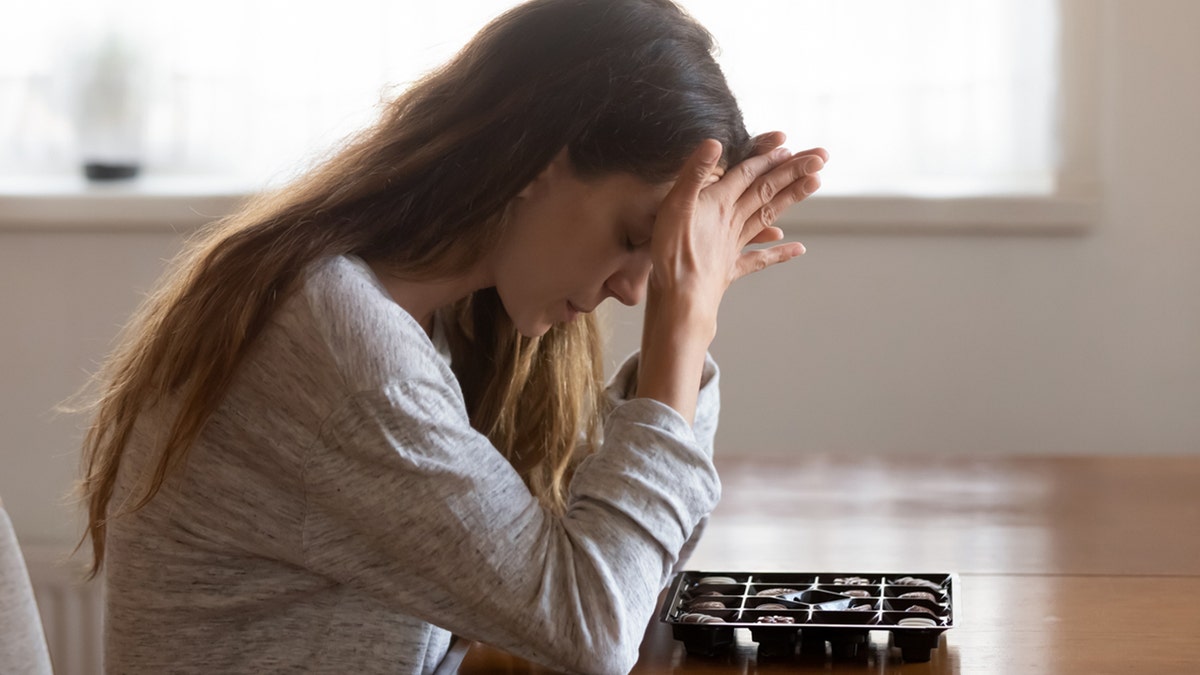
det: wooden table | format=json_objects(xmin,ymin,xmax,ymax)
[{"xmin": 458, "ymin": 456, "xmax": 1200, "ymax": 673}]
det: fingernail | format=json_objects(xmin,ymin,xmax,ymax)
[
  {"xmin": 803, "ymin": 157, "xmax": 824, "ymax": 173},
  {"xmin": 771, "ymin": 147, "xmax": 790, "ymax": 160}
]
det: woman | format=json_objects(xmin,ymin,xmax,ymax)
[{"xmin": 76, "ymin": 0, "xmax": 825, "ymax": 673}]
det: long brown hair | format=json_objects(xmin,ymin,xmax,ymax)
[{"xmin": 75, "ymin": 0, "xmax": 754, "ymax": 578}]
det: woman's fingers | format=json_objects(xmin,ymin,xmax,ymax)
[
  {"xmin": 705, "ymin": 143, "xmax": 797, "ymax": 204},
  {"xmin": 703, "ymin": 130, "xmax": 790, "ymax": 186},
  {"xmin": 733, "ymin": 242, "xmax": 806, "ymax": 281},
  {"xmin": 750, "ymin": 131, "xmax": 787, "ymax": 156},
  {"xmin": 747, "ymin": 225, "xmax": 785, "ymax": 245},
  {"xmin": 663, "ymin": 139, "xmax": 725, "ymax": 213},
  {"xmin": 735, "ymin": 152, "xmax": 825, "ymax": 245},
  {"xmin": 740, "ymin": 152, "xmax": 824, "ymax": 217},
  {"xmin": 792, "ymin": 146, "xmax": 829, "ymax": 163}
]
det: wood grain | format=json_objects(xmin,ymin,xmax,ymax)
[{"xmin": 459, "ymin": 456, "xmax": 1200, "ymax": 673}]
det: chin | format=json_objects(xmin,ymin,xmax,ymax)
[
  {"xmin": 510, "ymin": 312, "xmax": 553, "ymax": 338},
  {"xmin": 498, "ymin": 293, "xmax": 553, "ymax": 338},
  {"xmin": 517, "ymin": 321, "xmax": 553, "ymax": 338}
]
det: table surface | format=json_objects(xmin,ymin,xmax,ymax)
[{"xmin": 457, "ymin": 455, "xmax": 1200, "ymax": 674}]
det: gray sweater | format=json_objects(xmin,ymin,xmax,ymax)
[{"xmin": 103, "ymin": 255, "xmax": 721, "ymax": 675}]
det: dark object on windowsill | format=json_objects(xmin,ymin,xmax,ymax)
[{"xmin": 84, "ymin": 162, "xmax": 140, "ymax": 181}]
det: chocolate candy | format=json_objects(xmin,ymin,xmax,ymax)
[
  {"xmin": 902, "ymin": 605, "xmax": 937, "ymax": 615},
  {"xmin": 898, "ymin": 617, "xmax": 938, "ymax": 628},
  {"xmin": 756, "ymin": 603, "xmax": 789, "ymax": 610},
  {"xmin": 697, "ymin": 576, "xmax": 738, "ymax": 586},
  {"xmin": 898, "ymin": 591, "xmax": 938, "ymax": 602},
  {"xmin": 755, "ymin": 587, "xmax": 798, "ymax": 597},
  {"xmin": 834, "ymin": 577, "xmax": 872, "ymax": 585},
  {"xmin": 756, "ymin": 615, "xmax": 795, "ymax": 624},
  {"xmin": 848, "ymin": 604, "xmax": 875, "ymax": 611},
  {"xmin": 843, "ymin": 590, "xmax": 871, "ymax": 598},
  {"xmin": 893, "ymin": 577, "xmax": 942, "ymax": 590},
  {"xmin": 680, "ymin": 612, "xmax": 727, "ymax": 624},
  {"xmin": 688, "ymin": 600, "xmax": 726, "ymax": 610}
]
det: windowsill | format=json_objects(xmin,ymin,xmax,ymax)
[
  {"xmin": 0, "ymin": 175, "xmax": 258, "ymax": 232},
  {"xmin": 783, "ymin": 194, "xmax": 1098, "ymax": 235},
  {"xmin": 0, "ymin": 175, "xmax": 1099, "ymax": 234}
]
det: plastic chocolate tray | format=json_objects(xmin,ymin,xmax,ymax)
[{"xmin": 659, "ymin": 571, "xmax": 957, "ymax": 662}]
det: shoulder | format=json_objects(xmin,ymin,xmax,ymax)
[{"xmin": 290, "ymin": 255, "xmax": 456, "ymax": 394}]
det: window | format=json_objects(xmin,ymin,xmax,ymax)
[
  {"xmin": 689, "ymin": 0, "xmax": 1059, "ymax": 197},
  {"xmin": 1, "ymin": 1, "xmax": 1071, "ymax": 207}
]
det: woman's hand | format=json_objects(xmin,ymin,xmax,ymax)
[
  {"xmin": 650, "ymin": 133, "xmax": 824, "ymax": 324},
  {"xmin": 636, "ymin": 133, "xmax": 825, "ymax": 422}
]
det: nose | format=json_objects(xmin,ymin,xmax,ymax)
[{"xmin": 604, "ymin": 253, "xmax": 652, "ymax": 306}]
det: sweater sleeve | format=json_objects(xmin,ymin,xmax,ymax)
[
  {"xmin": 604, "ymin": 351, "xmax": 721, "ymax": 458},
  {"xmin": 604, "ymin": 352, "xmax": 721, "ymax": 581},
  {"xmin": 300, "ymin": 376, "xmax": 720, "ymax": 675}
]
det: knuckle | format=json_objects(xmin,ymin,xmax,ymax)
[
  {"xmin": 737, "ymin": 162, "xmax": 757, "ymax": 184},
  {"xmin": 757, "ymin": 180, "xmax": 776, "ymax": 204},
  {"xmin": 758, "ymin": 203, "xmax": 777, "ymax": 227}
]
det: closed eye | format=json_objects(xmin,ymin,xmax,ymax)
[
  {"xmin": 625, "ymin": 235, "xmax": 653, "ymax": 252},
  {"xmin": 623, "ymin": 213, "xmax": 656, "ymax": 251}
]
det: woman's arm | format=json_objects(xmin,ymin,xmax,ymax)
[
  {"xmin": 637, "ymin": 136, "xmax": 825, "ymax": 423},
  {"xmin": 605, "ymin": 350, "xmax": 720, "ymax": 456},
  {"xmin": 301, "ymin": 375, "xmax": 719, "ymax": 675}
]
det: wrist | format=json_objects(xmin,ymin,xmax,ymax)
[
  {"xmin": 636, "ymin": 293, "xmax": 716, "ymax": 424},
  {"xmin": 643, "ymin": 292, "xmax": 717, "ymax": 347}
]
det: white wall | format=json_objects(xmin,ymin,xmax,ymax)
[{"xmin": 2, "ymin": 0, "xmax": 1198, "ymax": 548}]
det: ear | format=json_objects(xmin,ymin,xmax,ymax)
[{"xmin": 516, "ymin": 146, "xmax": 572, "ymax": 199}]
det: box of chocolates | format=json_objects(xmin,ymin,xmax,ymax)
[{"xmin": 659, "ymin": 571, "xmax": 957, "ymax": 662}]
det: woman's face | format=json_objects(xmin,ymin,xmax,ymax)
[{"xmin": 491, "ymin": 149, "xmax": 673, "ymax": 338}]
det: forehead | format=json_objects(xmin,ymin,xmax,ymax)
[
  {"xmin": 581, "ymin": 171, "xmax": 674, "ymax": 215},
  {"xmin": 590, "ymin": 162, "xmax": 727, "ymax": 194}
]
